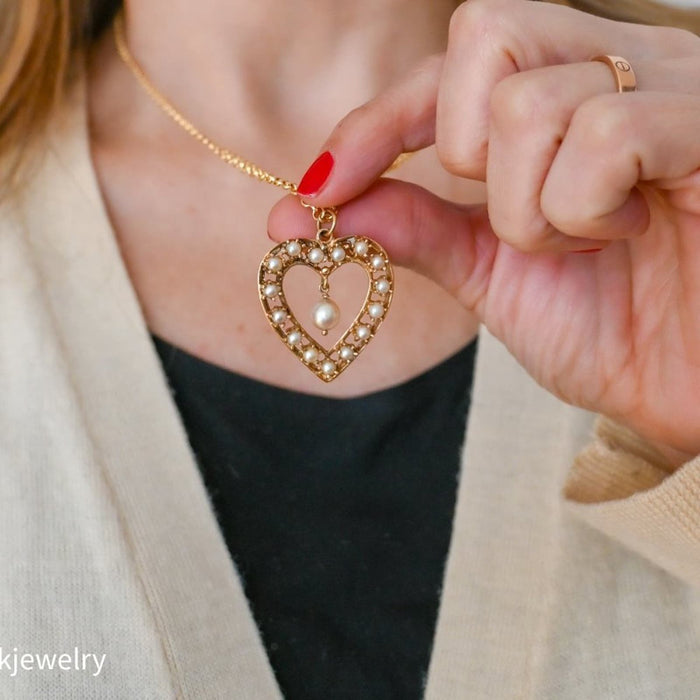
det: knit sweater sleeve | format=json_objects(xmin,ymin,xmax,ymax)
[{"xmin": 563, "ymin": 416, "xmax": 700, "ymax": 587}]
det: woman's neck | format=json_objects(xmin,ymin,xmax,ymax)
[
  {"xmin": 120, "ymin": 0, "xmax": 455, "ymax": 146},
  {"xmin": 86, "ymin": 0, "xmax": 479, "ymax": 399}
]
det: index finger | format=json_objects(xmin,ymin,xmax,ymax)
[
  {"xmin": 299, "ymin": 0, "xmax": 696, "ymax": 206},
  {"xmin": 437, "ymin": 0, "xmax": 676, "ymax": 179},
  {"xmin": 295, "ymin": 53, "xmax": 444, "ymax": 205}
]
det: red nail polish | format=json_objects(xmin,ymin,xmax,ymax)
[
  {"xmin": 573, "ymin": 248, "xmax": 604, "ymax": 254},
  {"xmin": 298, "ymin": 151, "xmax": 334, "ymax": 196}
]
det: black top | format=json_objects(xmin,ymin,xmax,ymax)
[{"xmin": 150, "ymin": 333, "xmax": 477, "ymax": 700}]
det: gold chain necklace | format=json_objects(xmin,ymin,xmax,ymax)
[{"xmin": 114, "ymin": 12, "xmax": 400, "ymax": 382}]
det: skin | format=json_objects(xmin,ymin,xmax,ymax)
[
  {"xmin": 269, "ymin": 0, "xmax": 700, "ymax": 462},
  {"xmin": 87, "ymin": 0, "xmax": 481, "ymax": 399}
]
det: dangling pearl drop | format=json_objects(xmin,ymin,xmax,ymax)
[{"xmin": 312, "ymin": 298, "xmax": 340, "ymax": 335}]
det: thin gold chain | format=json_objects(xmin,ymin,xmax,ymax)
[{"xmin": 113, "ymin": 11, "xmax": 412, "ymax": 196}]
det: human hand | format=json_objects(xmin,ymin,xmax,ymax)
[{"xmin": 268, "ymin": 0, "xmax": 700, "ymax": 459}]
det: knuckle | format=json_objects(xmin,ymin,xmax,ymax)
[
  {"xmin": 541, "ymin": 178, "xmax": 596, "ymax": 236},
  {"xmin": 436, "ymin": 147, "xmax": 466, "ymax": 176},
  {"xmin": 448, "ymin": 0, "xmax": 507, "ymax": 43},
  {"xmin": 540, "ymin": 186, "xmax": 573, "ymax": 231},
  {"xmin": 488, "ymin": 207, "xmax": 545, "ymax": 253},
  {"xmin": 490, "ymin": 73, "xmax": 560, "ymax": 133},
  {"xmin": 435, "ymin": 133, "xmax": 483, "ymax": 178},
  {"xmin": 572, "ymin": 97, "xmax": 636, "ymax": 154}
]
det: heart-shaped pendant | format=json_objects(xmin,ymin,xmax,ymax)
[{"xmin": 259, "ymin": 231, "xmax": 394, "ymax": 382}]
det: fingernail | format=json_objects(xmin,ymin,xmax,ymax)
[
  {"xmin": 298, "ymin": 151, "xmax": 334, "ymax": 196},
  {"xmin": 572, "ymin": 248, "xmax": 604, "ymax": 254}
]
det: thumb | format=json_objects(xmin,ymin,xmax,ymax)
[{"xmin": 267, "ymin": 179, "xmax": 498, "ymax": 316}]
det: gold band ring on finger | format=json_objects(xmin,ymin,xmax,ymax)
[{"xmin": 591, "ymin": 55, "xmax": 637, "ymax": 93}]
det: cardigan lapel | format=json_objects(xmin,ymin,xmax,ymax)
[
  {"xmin": 22, "ymin": 77, "xmax": 283, "ymax": 699},
  {"xmin": 425, "ymin": 330, "xmax": 595, "ymax": 698}
]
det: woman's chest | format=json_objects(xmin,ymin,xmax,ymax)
[{"xmin": 96, "ymin": 143, "xmax": 480, "ymax": 395}]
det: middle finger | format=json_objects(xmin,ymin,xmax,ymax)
[{"xmin": 486, "ymin": 57, "xmax": 700, "ymax": 251}]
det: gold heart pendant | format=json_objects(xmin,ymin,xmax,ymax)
[{"xmin": 258, "ymin": 231, "xmax": 394, "ymax": 382}]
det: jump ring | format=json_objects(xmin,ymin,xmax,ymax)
[{"xmin": 591, "ymin": 55, "xmax": 637, "ymax": 93}]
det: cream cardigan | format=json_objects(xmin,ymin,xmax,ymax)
[{"xmin": 2, "ymin": 78, "xmax": 700, "ymax": 699}]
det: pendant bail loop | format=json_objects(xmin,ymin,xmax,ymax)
[
  {"xmin": 317, "ymin": 228, "xmax": 334, "ymax": 244},
  {"xmin": 301, "ymin": 201, "xmax": 338, "ymax": 241}
]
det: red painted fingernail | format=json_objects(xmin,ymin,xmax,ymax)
[
  {"xmin": 297, "ymin": 151, "xmax": 334, "ymax": 196},
  {"xmin": 572, "ymin": 248, "xmax": 604, "ymax": 254}
]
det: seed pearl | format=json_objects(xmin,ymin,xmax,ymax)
[
  {"xmin": 263, "ymin": 284, "xmax": 279, "ymax": 298},
  {"xmin": 331, "ymin": 247, "xmax": 346, "ymax": 262},
  {"xmin": 371, "ymin": 255, "xmax": 384, "ymax": 269},
  {"xmin": 271, "ymin": 309, "xmax": 287, "ymax": 324},
  {"xmin": 339, "ymin": 346, "xmax": 354, "ymax": 361},
  {"xmin": 322, "ymin": 360, "xmax": 336, "ymax": 375},
  {"xmin": 286, "ymin": 241, "xmax": 301, "ymax": 256},
  {"xmin": 354, "ymin": 240, "xmax": 368, "ymax": 256},
  {"xmin": 356, "ymin": 325, "xmax": 370, "ymax": 340},
  {"xmin": 266, "ymin": 256, "xmax": 282, "ymax": 271},
  {"xmin": 375, "ymin": 278, "xmax": 390, "ymax": 294},
  {"xmin": 312, "ymin": 298, "xmax": 340, "ymax": 331},
  {"xmin": 287, "ymin": 331, "xmax": 301, "ymax": 346},
  {"xmin": 308, "ymin": 248, "xmax": 324, "ymax": 264},
  {"xmin": 368, "ymin": 303, "xmax": 384, "ymax": 319},
  {"xmin": 303, "ymin": 347, "xmax": 318, "ymax": 363}
]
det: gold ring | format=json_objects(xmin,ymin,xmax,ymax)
[{"xmin": 591, "ymin": 55, "xmax": 637, "ymax": 93}]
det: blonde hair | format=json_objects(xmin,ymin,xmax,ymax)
[
  {"xmin": 0, "ymin": 0, "xmax": 699, "ymax": 195},
  {"xmin": 0, "ymin": 0, "xmax": 91, "ymax": 193}
]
